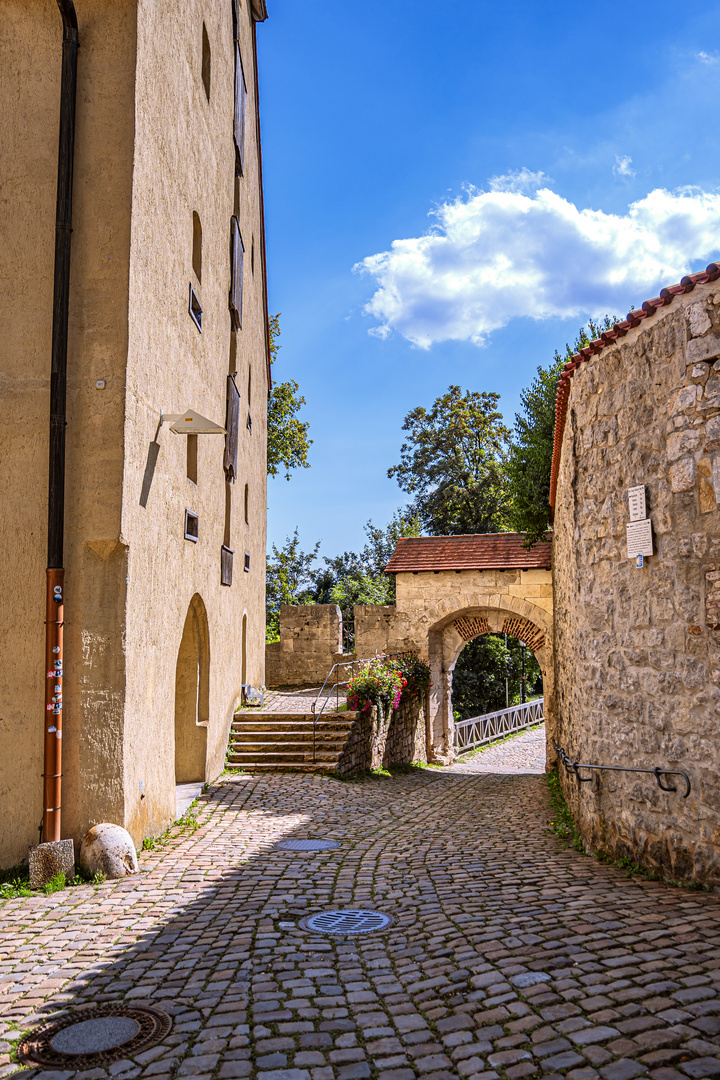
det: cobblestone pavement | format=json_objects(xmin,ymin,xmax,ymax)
[
  {"xmin": 2, "ymin": 734, "xmax": 720, "ymax": 1080},
  {"xmin": 454, "ymin": 727, "xmax": 545, "ymax": 775},
  {"xmin": 243, "ymin": 689, "xmax": 335, "ymax": 714}
]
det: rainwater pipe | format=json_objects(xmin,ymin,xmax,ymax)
[{"xmin": 43, "ymin": 0, "xmax": 78, "ymax": 845}]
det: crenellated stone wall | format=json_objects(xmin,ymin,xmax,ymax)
[{"xmin": 553, "ymin": 280, "xmax": 720, "ymax": 886}]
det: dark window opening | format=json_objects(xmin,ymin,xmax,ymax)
[
  {"xmin": 251, "ymin": 237, "xmax": 255, "ymax": 275},
  {"xmin": 187, "ymin": 433, "xmax": 198, "ymax": 484},
  {"xmin": 246, "ymin": 412, "xmax": 252, "ymax": 433},
  {"xmin": 221, "ymin": 545, "xmax": 234, "ymax": 586},
  {"xmin": 189, "ymin": 283, "xmax": 202, "ymax": 332},
  {"xmin": 248, "ymin": 364, "xmax": 251, "ymax": 402},
  {"xmin": 244, "ymin": 551, "xmax": 250, "ymax": 573},
  {"xmin": 229, "ymin": 217, "xmax": 244, "ymax": 329},
  {"xmin": 244, "ymin": 483, "xmax": 249, "ymax": 524},
  {"xmin": 184, "ymin": 509, "xmax": 199, "ymax": 542},
  {"xmin": 223, "ymin": 373, "xmax": 241, "ymax": 481},
  {"xmin": 201, "ymin": 23, "xmax": 211, "ymax": 101},
  {"xmin": 192, "ymin": 211, "xmax": 202, "ymax": 283}
]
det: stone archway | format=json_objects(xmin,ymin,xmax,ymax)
[
  {"xmin": 427, "ymin": 598, "xmax": 554, "ymax": 764},
  {"xmin": 174, "ymin": 593, "xmax": 210, "ymax": 783}
]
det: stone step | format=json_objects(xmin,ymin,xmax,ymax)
[
  {"xmin": 227, "ymin": 751, "xmax": 340, "ymax": 765},
  {"xmin": 226, "ymin": 762, "xmax": 338, "ymax": 772}
]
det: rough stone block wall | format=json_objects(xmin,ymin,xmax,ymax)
[
  {"xmin": 266, "ymin": 605, "xmax": 342, "ymax": 686},
  {"xmin": 335, "ymin": 693, "xmax": 426, "ymax": 775},
  {"xmin": 553, "ymin": 282, "xmax": 720, "ymax": 886}
]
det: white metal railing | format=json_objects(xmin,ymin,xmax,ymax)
[{"xmin": 454, "ymin": 697, "xmax": 544, "ymax": 753}]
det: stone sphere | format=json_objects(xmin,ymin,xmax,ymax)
[{"xmin": 80, "ymin": 823, "xmax": 138, "ymax": 879}]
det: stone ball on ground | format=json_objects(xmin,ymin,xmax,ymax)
[{"xmin": 80, "ymin": 823, "xmax": 138, "ymax": 879}]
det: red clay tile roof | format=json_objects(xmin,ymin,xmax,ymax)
[
  {"xmin": 549, "ymin": 261, "xmax": 720, "ymax": 515},
  {"xmin": 385, "ymin": 533, "xmax": 552, "ymax": 573}
]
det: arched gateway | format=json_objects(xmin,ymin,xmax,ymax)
[{"xmin": 381, "ymin": 534, "xmax": 553, "ymax": 764}]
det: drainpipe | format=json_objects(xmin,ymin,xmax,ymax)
[{"xmin": 43, "ymin": 0, "xmax": 78, "ymax": 845}]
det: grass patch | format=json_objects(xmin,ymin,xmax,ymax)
[
  {"xmin": 545, "ymin": 768, "xmax": 584, "ymax": 852},
  {"xmin": 0, "ymin": 863, "xmax": 103, "ymax": 902}
]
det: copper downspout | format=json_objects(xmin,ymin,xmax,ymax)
[{"xmin": 43, "ymin": 0, "xmax": 78, "ymax": 844}]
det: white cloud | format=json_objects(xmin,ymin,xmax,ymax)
[
  {"xmin": 613, "ymin": 154, "xmax": 636, "ymax": 177},
  {"xmin": 488, "ymin": 168, "xmax": 550, "ymax": 193},
  {"xmin": 697, "ymin": 50, "xmax": 719, "ymax": 64},
  {"xmin": 355, "ymin": 180, "xmax": 720, "ymax": 348}
]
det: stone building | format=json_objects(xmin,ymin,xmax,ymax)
[
  {"xmin": 267, "ymin": 533, "xmax": 553, "ymax": 763},
  {"xmin": 552, "ymin": 262, "xmax": 720, "ymax": 885},
  {"xmin": 0, "ymin": 0, "xmax": 269, "ymax": 866}
]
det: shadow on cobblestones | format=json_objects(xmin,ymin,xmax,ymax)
[{"xmin": 2, "ymin": 737, "xmax": 720, "ymax": 1080}]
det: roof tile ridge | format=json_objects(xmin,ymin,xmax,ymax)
[{"xmin": 549, "ymin": 260, "xmax": 720, "ymax": 516}]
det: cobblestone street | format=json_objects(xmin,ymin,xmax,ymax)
[{"xmin": 2, "ymin": 728, "xmax": 720, "ymax": 1080}]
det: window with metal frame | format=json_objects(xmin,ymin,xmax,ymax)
[{"xmin": 229, "ymin": 217, "xmax": 244, "ymax": 330}]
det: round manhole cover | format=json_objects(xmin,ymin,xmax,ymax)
[
  {"xmin": 299, "ymin": 909, "xmax": 394, "ymax": 935},
  {"xmin": 18, "ymin": 1005, "xmax": 172, "ymax": 1069},
  {"xmin": 277, "ymin": 839, "xmax": 341, "ymax": 851}
]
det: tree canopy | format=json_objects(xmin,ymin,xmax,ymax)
[
  {"xmin": 388, "ymin": 386, "xmax": 511, "ymax": 535},
  {"xmin": 266, "ymin": 313, "xmax": 312, "ymax": 481},
  {"xmin": 506, "ymin": 316, "xmax": 621, "ymax": 547}
]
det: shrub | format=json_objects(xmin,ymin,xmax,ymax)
[{"xmin": 347, "ymin": 656, "xmax": 405, "ymax": 724}]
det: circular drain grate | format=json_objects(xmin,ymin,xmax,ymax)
[
  {"xmin": 18, "ymin": 1005, "xmax": 173, "ymax": 1069},
  {"xmin": 277, "ymin": 838, "xmax": 341, "ymax": 851},
  {"xmin": 300, "ymin": 909, "xmax": 393, "ymax": 935}
]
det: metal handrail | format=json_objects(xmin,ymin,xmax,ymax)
[
  {"xmin": 552, "ymin": 738, "xmax": 691, "ymax": 798},
  {"xmin": 310, "ymin": 655, "xmax": 386, "ymax": 763},
  {"xmin": 310, "ymin": 651, "xmax": 418, "ymax": 763},
  {"xmin": 454, "ymin": 698, "xmax": 544, "ymax": 753}
]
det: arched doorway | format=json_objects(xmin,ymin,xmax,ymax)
[
  {"xmin": 174, "ymin": 593, "xmax": 210, "ymax": 783},
  {"xmin": 427, "ymin": 602, "xmax": 553, "ymax": 764}
]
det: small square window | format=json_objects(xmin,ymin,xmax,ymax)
[
  {"xmin": 189, "ymin": 282, "xmax": 203, "ymax": 332},
  {"xmin": 244, "ymin": 551, "xmax": 250, "ymax": 573},
  {"xmin": 185, "ymin": 509, "xmax": 199, "ymax": 542},
  {"xmin": 221, "ymin": 545, "xmax": 234, "ymax": 586}
]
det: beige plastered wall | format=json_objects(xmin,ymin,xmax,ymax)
[
  {"xmin": 0, "ymin": 0, "xmax": 267, "ymax": 866},
  {"xmin": 0, "ymin": 0, "xmax": 136, "ymax": 867},
  {"xmin": 553, "ymin": 280, "xmax": 720, "ymax": 885},
  {"xmin": 122, "ymin": 0, "xmax": 268, "ymax": 844}
]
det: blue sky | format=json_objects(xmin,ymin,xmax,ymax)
[{"xmin": 258, "ymin": 0, "xmax": 720, "ymax": 561}]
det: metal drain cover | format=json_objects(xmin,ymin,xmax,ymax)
[
  {"xmin": 18, "ymin": 1005, "xmax": 172, "ymax": 1069},
  {"xmin": 277, "ymin": 838, "xmax": 341, "ymax": 851},
  {"xmin": 300, "ymin": 909, "xmax": 393, "ymax": 935}
]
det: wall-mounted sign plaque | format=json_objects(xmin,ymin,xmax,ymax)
[
  {"xmin": 627, "ymin": 518, "xmax": 653, "ymax": 558},
  {"xmin": 628, "ymin": 485, "xmax": 646, "ymax": 522}
]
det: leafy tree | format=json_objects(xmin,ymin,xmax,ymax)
[
  {"xmin": 507, "ymin": 316, "xmax": 621, "ymax": 547},
  {"xmin": 452, "ymin": 634, "xmax": 543, "ymax": 720},
  {"xmin": 266, "ymin": 313, "xmax": 312, "ymax": 480},
  {"xmin": 388, "ymin": 386, "xmax": 510, "ymax": 535},
  {"xmin": 266, "ymin": 529, "xmax": 320, "ymax": 641}
]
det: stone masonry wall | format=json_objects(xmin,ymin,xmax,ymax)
[
  {"xmin": 554, "ymin": 280, "xmax": 720, "ymax": 886},
  {"xmin": 266, "ymin": 605, "xmax": 343, "ymax": 686},
  {"xmin": 335, "ymin": 693, "xmax": 427, "ymax": 776}
]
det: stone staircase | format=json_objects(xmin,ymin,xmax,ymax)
[{"xmin": 227, "ymin": 711, "xmax": 357, "ymax": 771}]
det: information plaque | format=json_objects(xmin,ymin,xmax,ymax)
[
  {"xmin": 628, "ymin": 485, "xmax": 646, "ymax": 522},
  {"xmin": 626, "ymin": 518, "xmax": 653, "ymax": 558}
]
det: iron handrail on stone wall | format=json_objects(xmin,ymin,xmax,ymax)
[
  {"xmin": 552, "ymin": 739, "xmax": 691, "ymax": 798},
  {"xmin": 454, "ymin": 698, "xmax": 544, "ymax": 753}
]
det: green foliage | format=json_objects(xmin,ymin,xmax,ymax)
[
  {"xmin": 388, "ymin": 386, "xmax": 511, "ymax": 535},
  {"xmin": 452, "ymin": 634, "xmax": 542, "ymax": 719},
  {"xmin": 267, "ymin": 313, "xmax": 312, "ymax": 481},
  {"xmin": 266, "ymin": 528, "xmax": 321, "ymax": 640},
  {"xmin": 320, "ymin": 510, "xmax": 421, "ymax": 612},
  {"xmin": 507, "ymin": 316, "xmax": 621, "ymax": 546},
  {"xmin": 347, "ymin": 656, "xmax": 404, "ymax": 722},
  {"xmin": 394, "ymin": 653, "xmax": 431, "ymax": 699}
]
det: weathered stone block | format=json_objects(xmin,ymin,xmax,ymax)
[{"xmin": 28, "ymin": 838, "xmax": 75, "ymax": 888}]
